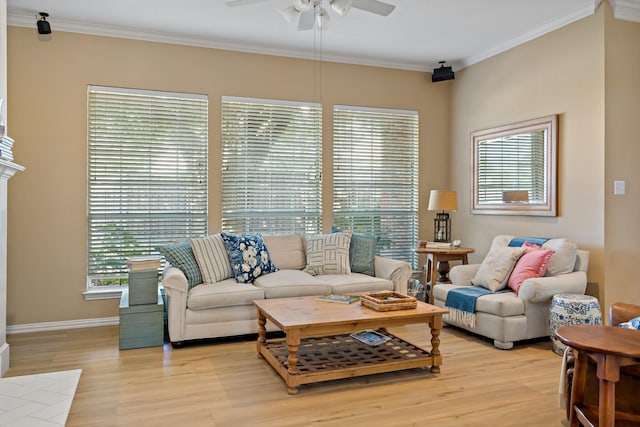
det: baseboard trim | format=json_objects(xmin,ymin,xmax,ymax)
[{"xmin": 7, "ymin": 317, "xmax": 120, "ymax": 334}]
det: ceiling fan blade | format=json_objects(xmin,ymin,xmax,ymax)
[
  {"xmin": 297, "ymin": 9, "xmax": 315, "ymax": 31},
  {"xmin": 351, "ymin": 0, "xmax": 395, "ymax": 16},
  {"xmin": 226, "ymin": 0, "xmax": 270, "ymax": 7}
]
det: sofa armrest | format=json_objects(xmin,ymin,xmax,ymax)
[
  {"xmin": 161, "ymin": 266, "xmax": 189, "ymax": 343},
  {"xmin": 449, "ymin": 264, "xmax": 481, "ymax": 286},
  {"xmin": 162, "ymin": 266, "xmax": 189, "ymax": 294},
  {"xmin": 518, "ymin": 271, "xmax": 587, "ymax": 303},
  {"xmin": 374, "ymin": 256, "xmax": 412, "ymax": 294}
]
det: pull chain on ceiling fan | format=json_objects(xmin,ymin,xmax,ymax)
[{"xmin": 226, "ymin": 0, "xmax": 396, "ymax": 31}]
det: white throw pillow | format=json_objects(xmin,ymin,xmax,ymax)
[
  {"xmin": 262, "ymin": 233, "xmax": 306, "ymax": 270},
  {"xmin": 190, "ymin": 234, "xmax": 234, "ymax": 284},
  {"xmin": 304, "ymin": 232, "xmax": 352, "ymax": 276},
  {"xmin": 542, "ymin": 238, "xmax": 578, "ymax": 276},
  {"xmin": 471, "ymin": 246, "xmax": 527, "ymax": 291}
]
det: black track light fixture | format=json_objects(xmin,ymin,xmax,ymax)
[{"xmin": 37, "ymin": 12, "xmax": 51, "ymax": 35}]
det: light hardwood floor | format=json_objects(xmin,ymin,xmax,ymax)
[{"xmin": 7, "ymin": 325, "xmax": 569, "ymax": 426}]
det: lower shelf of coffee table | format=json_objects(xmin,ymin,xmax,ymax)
[{"xmin": 259, "ymin": 331, "xmax": 435, "ymax": 393}]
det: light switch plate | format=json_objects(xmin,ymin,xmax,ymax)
[{"xmin": 614, "ymin": 180, "xmax": 625, "ymax": 195}]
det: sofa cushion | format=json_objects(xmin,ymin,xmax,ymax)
[
  {"xmin": 157, "ymin": 241, "xmax": 203, "ymax": 289},
  {"xmin": 542, "ymin": 238, "xmax": 578, "ymax": 276},
  {"xmin": 305, "ymin": 232, "xmax": 352, "ymax": 275},
  {"xmin": 507, "ymin": 243, "xmax": 554, "ymax": 295},
  {"xmin": 253, "ymin": 269, "xmax": 332, "ymax": 299},
  {"xmin": 262, "ymin": 233, "xmax": 306, "ymax": 270},
  {"xmin": 221, "ymin": 232, "xmax": 278, "ymax": 283},
  {"xmin": 474, "ymin": 289, "xmax": 525, "ymax": 317},
  {"xmin": 322, "ymin": 273, "xmax": 392, "ymax": 294},
  {"xmin": 435, "ymin": 284, "xmax": 525, "ymax": 317},
  {"xmin": 471, "ymin": 246, "xmax": 526, "ymax": 291},
  {"xmin": 187, "ymin": 279, "xmax": 265, "ymax": 311},
  {"xmin": 190, "ymin": 234, "xmax": 234, "ymax": 284}
]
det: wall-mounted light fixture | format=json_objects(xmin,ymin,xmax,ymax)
[
  {"xmin": 432, "ymin": 61, "xmax": 455, "ymax": 82},
  {"xmin": 37, "ymin": 12, "xmax": 52, "ymax": 39}
]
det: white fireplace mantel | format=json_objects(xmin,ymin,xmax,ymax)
[{"xmin": 0, "ymin": 158, "xmax": 24, "ymax": 376}]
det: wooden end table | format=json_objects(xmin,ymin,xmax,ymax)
[
  {"xmin": 415, "ymin": 241, "xmax": 474, "ymax": 303},
  {"xmin": 254, "ymin": 296, "xmax": 449, "ymax": 394},
  {"xmin": 555, "ymin": 325, "xmax": 640, "ymax": 427}
]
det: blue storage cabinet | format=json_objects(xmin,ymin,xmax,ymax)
[
  {"xmin": 128, "ymin": 270, "xmax": 159, "ymax": 305},
  {"xmin": 119, "ymin": 290, "xmax": 164, "ymax": 350}
]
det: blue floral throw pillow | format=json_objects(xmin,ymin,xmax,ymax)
[
  {"xmin": 619, "ymin": 316, "xmax": 640, "ymax": 330},
  {"xmin": 221, "ymin": 232, "xmax": 278, "ymax": 283}
]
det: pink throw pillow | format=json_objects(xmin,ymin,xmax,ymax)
[{"xmin": 507, "ymin": 244, "xmax": 554, "ymax": 294}]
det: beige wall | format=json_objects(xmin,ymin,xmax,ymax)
[
  {"xmin": 450, "ymin": 8, "xmax": 606, "ymax": 301},
  {"xmin": 604, "ymin": 4, "xmax": 640, "ymax": 309},
  {"xmin": 6, "ymin": 26, "xmax": 450, "ymax": 325}
]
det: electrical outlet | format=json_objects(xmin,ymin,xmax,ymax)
[{"xmin": 614, "ymin": 180, "xmax": 625, "ymax": 195}]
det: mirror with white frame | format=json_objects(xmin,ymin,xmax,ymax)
[{"xmin": 471, "ymin": 115, "xmax": 557, "ymax": 216}]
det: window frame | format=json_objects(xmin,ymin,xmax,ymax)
[
  {"xmin": 221, "ymin": 96, "xmax": 323, "ymax": 235},
  {"xmin": 85, "ymin": 85, "xmax": 208, "ymax": 299},
  {"xmin": 332, "ymin": 104, "xmax": 419, "ymax": 267}
]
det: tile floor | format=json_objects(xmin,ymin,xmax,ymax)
[{"xmin": 0, "ymin": 369, "xmax": 81, "ymax": 426}]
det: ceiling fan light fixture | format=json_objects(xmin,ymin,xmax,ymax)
[
  {"xmin": 330, "ymin": 0, "xmax": 353, "ymax": 16},
  {"xmin": 292, "ymin": 0, "xmax": 313, "ymax": 12},
  {"xmin": 316, "ymin": 7, "xmax": 331, "ymax": 30},
  {"xmin": 280, "ymin": 5, "xmax": 300, "ymax": 24}
]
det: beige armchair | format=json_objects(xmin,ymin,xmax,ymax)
[{"xmin": 433, "ymin": 235, "xmax": 589, "ymax": 349}]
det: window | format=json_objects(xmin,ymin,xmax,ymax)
[
  {"xmin": 333, "ymin": 105, "xmax": 419, "ymax": 266},
  {"xmin": 87, "ymin": 86, "xmax": 208, "ymax": 292},
  {"xmin": 221, "ymin": 97, "xmax": 322, "ymax": 234}
]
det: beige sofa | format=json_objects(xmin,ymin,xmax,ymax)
[
  {"xmin": 433, "ymin": 235, "xmax": 589, "ymax": 350},
  {"xmin": 162, "ymin": 233, "xmax": 412, "ymax": 346}
]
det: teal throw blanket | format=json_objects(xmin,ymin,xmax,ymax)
[
  {"xmin": 444, "ymin": 287, "xmax": 509, "ymax": 328},
  {"xmin": 445, "ymin": 286, "xmax": 493, "ymax": 314},
  {"xmin": 508, "ymin": 236, "xmax": 550, "ymax": 247}
]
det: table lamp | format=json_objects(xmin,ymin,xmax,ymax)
[{"xmin": 427, "ymin": 190, "xmax": 457, "ymax": 242}]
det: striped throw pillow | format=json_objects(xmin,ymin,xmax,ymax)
[{"xmin": 190, "ymin": 234, "xmax": 234, "ymax": 284}]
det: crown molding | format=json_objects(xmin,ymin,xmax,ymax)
[
  {"xmin": 7, "ymin": 13, "xmax": 426, "ymax": 72},
  {"xmin": 608, "ymin": 0, "xmax": 640, "ymax": 22},
  {"xmin": 462, "ymin": 2, "xmax": 601, "ymax": 69},
  {"xmin": 9, "ymin": 1, "xmax": 624, "ymax": 73}
]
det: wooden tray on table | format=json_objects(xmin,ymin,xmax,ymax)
[{"xmin": 360, "ymin": 291, "xmax": 417, "ymax": 311}]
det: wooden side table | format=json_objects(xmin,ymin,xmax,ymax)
[
  {"xmin": 415, "ymin": 241, "xmax": 474, "ymax": 304},
  {"xmin": 556, "ymin": 325, "xmax": 640, "ymax": 427}
]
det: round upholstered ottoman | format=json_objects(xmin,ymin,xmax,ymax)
[{"xmin": 550, "ymin": 294, "xmax": 602, "ymax": 355}]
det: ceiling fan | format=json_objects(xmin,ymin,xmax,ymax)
[{"xmin": 226, "ymin": 0, "xmax": 396, "ymax": 31}]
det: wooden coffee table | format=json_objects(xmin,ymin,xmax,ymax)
[{"xmin": 253, "ymin": 295, "xmax": 449, "ymax": 394}]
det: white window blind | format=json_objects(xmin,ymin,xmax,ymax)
[
  {"xmin": 221, "ymin": 97, "xmax": 322, "ymax": 234},
  {"xmin": 88, "ymin": 86, "xmax": 208, "ymax": 286},
  {"xmin": 476, "ymin": 130, "xmax": 546, "ymax": 203},
  {"xmin": 333, "ymin": 105, "xmax": 419, "ymax": 265}
]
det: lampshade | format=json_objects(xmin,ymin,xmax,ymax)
[
  {"xmin": 428, "ymin": 190, "xmax": 457, "ymax": 212},
  {"xmin": 502, "ymin": 190, "xmax": 529, "ymax": 203}
]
